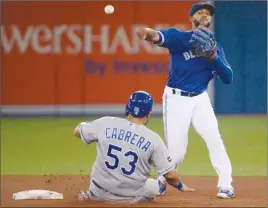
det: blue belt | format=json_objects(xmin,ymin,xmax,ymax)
[{"xmin": 172, "ymin": 89, "xmax": 200, "ymax": 97}]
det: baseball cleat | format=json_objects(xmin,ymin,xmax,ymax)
[
  {"xmin": 77, "ymin": 190, "xmax": 90, "ymax": 201},
  {"xmin": 217, "ymin": 187, "xmax": 235, "ymax": 199},
  {"xmin": 157, "ymin": 178, "xmax": 167, "ymax": 196}
]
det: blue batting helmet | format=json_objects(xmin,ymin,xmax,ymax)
[
  {"xmin": 190, "ymin": 2, "xmax": 214, "ymax": 17},
  {"xmin": 125, "ymin": 91, "xmax": 154, "ymax": 118}
]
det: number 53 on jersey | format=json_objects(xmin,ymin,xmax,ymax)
[{"xmin": 105, "ymin": 144, "xmax": 139, "ymax": 176}]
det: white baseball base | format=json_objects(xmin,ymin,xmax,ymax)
[{"xmin": 13, "ymin": 189, "xmax": 64, "ymax": 200}]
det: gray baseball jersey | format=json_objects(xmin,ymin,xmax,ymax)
[{"xmin": 79, "ymin": 116, "xmax": 174, "ymax": 197}]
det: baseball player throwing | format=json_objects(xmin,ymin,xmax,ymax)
[
  {"xmin": 74, "ymin": 91, "xmax": 194, "ymax": 204},
  {"xmin": 136, "ymin": 2, "xmax": 235, "ymax": 198}
]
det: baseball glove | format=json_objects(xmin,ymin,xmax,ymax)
[{"xmin": 189, "ymin": 26, "xmax": 217, "ymax": 58}]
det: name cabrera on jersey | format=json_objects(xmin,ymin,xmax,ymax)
[
  {"xmin": 154, "ymin": 28, "xmax": 229, "ymax": 93},
  {"xmin": 105, "ymin": 127, "xmax": 152, "ymax": 152},
  {"xmin": 78, "ymin": 116, "xmax": 174, "ymax": 196}
]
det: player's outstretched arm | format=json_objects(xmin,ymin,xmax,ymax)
[
  {"xmin": 136, "ymin": 28, "xmax": 160, "ymax": 42},
  {"xmin": 163, "ymin": 169, "xmax": 195, "ymax": 192},
  {"xmin": 137, "ymin": 27, "xmax": 180, "ymax": 49}
]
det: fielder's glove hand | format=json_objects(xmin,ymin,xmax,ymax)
[{"xmin": 189, "ymin": 25, "xmax": 217, "ymax": 59}]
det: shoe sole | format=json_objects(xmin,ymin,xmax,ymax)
[{"xmin": 217, "ymin": 193, "xmax": 235, "ymax": 199}]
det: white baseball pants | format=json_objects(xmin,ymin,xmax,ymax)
[{"xmin": 162, "ymin": 86, "xmax": 233, "ymax": 188}]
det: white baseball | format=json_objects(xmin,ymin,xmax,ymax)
[{"xmin": 104, "ymin": 5, "xmax": 114, "ymax": 14}]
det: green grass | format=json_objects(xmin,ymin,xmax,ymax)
[{"xmin": 1, "ymin": 116, "xmax": 266, "ymax": 176}]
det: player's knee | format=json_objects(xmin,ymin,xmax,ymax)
[
  {"xmin": 197, "ymin": 123, "xmax": 220, "ymax": 139},
  {"xmin": 144, "ymin": 178, "xmax": 159, "ymax": 197}
]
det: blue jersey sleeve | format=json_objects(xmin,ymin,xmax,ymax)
[
  {"xmin": 212, "ymin": 44, "xmax": 233, "ymax": 84},
  {"xmin": 153, "ymin": 28, "xmax": 182, "ymax": 49},
  {"xmin": 218, "ymin": 44, "xmax": 231, "ymax": 67}
]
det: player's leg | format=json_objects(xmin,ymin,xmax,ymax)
[
  {"xmin": 162, "ymin": 87, "xmax": 194, "ymax": 166},
  {"xmin": 80, "ymin": 179, "xmax": 136, "ymax": 203},
  {"xmin": 78, "ymin": 179, "xmax": 156, "ymax": 204},
  {"xmin": 77, "ymin": 182, "xmax": 107, "ymax": 202},
  {"xmin": 132, "ymin": 178, "xmax": 159, "ymax": 202},
  {"xmin": 77, "ymin": 189, "xmax": 103, "ymax": 202},
  {"xmin": 191, "ymin": 92, "xmax": 234, "ymax": 198}
]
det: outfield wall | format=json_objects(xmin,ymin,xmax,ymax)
[{"xmin": 214, "ymin": 1, "xmax": 267, "ymax": 114}]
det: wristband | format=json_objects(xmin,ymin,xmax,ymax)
[
  {"xmin": 152, "ymin": 31, "xmax": 163, "ymax": 45},
  {"xmin": 177, "ymin": 181, "xmax": 183, "ymax": 190}
]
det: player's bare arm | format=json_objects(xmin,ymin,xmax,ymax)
[
  {"xmin": 136, "ymin": 28, "xmax": 160, "ymax": 42},
  {"xmin": 163, "ymin": 170, "xmax": 195, "ymax": 192}
]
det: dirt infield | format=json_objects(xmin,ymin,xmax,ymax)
[{"xmin": 1, "ymin": 175, "xmax": 266, "ymax": 207}]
